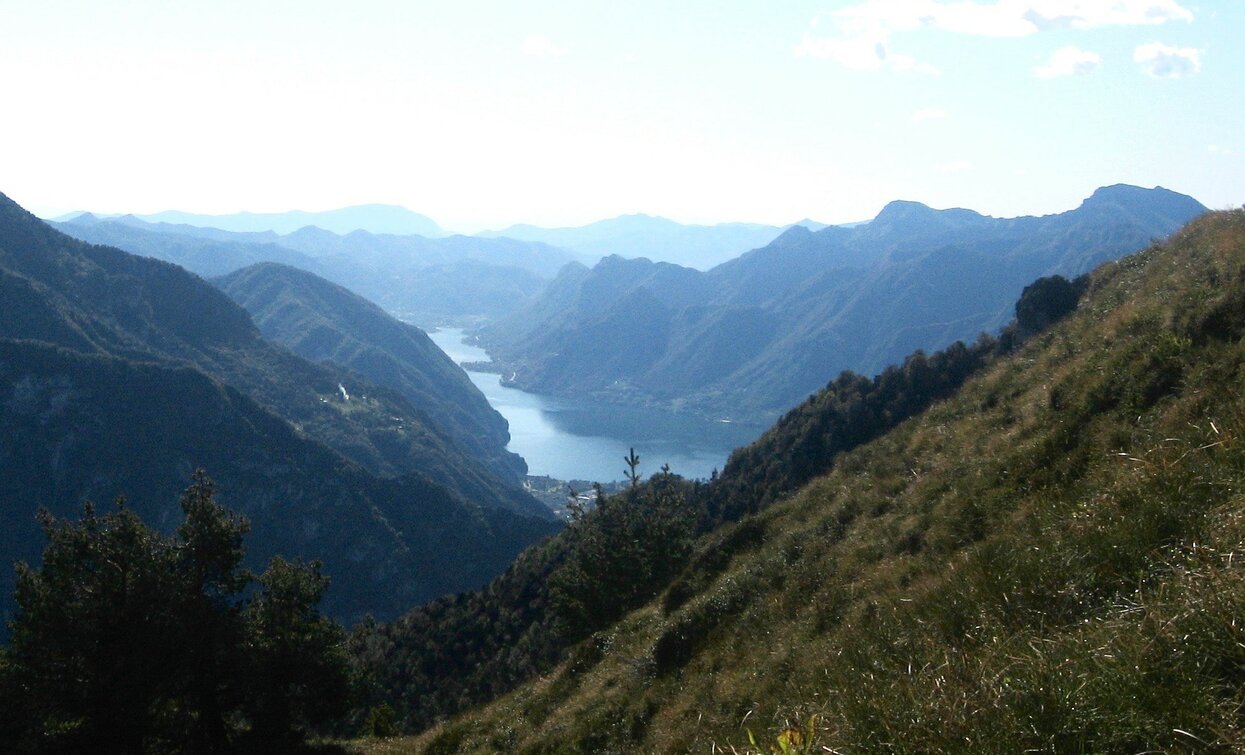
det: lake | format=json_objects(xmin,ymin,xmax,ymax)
[{"xmin": 427, "ymin": 328, "xmax": 762, "ymax": 483}]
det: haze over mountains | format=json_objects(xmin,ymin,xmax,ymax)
[
  {"xmin": 480, "ymin": 185, "xmax": 1207, "ymax": 422},
  {"xmin": 54, "ymin": 184, "xmax": 1207, "ymax": 430},
  {"xmin": 54, "ymin": 214, "xmax": 581, "ymax": 327},
  {"xmin": 128, "ymin": 204, "xmax": 446, "ymax": 238},
  {"xmin": 480, "ymin": 214, "xmax": 820, "ymax": 270}
]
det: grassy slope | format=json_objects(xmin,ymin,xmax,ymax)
[{"xmin": 388, "ymin": 210, "xmax": 1245, "ymax": 752}]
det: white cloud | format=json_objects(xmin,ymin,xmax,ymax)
[
  {"xmin": 1023, "ymin": 0, "xmax": 1193, "ymax": 30},
  {"xmin": 1033, "ymin": 46, "xmax": 1102, "ymax": 78},
  {"xmin": 798, "ymin": 0, "xmax": 1193, "ymax": 73},
  {"xmin": 1134, "ymin": 41, "xmax": 1200, "ymax": 77},
  {"xmin": 912, "ymin": 107, "xmax": 948, "ymax": 122},
  {"xmin": 521, "ymin": 33, "xmax": 567, "ymax": 58},
  {"xmin": 1209, "ymin": 145, "xmax": 1238, "ymax": 157}
]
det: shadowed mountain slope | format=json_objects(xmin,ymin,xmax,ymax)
[{"xmin": 215, "ymin": 262, "xmax": 531, "ymax": 487}]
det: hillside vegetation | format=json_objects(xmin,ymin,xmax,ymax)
[
  {"xmin": 389, "ymin": 209, "xmax": 1245, "ymax": 752},
  {"xmin": 215, "ymin": 262, "xmax": 530, "ymax": 488}
]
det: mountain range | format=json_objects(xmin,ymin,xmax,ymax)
[
  {"xmin": 478, "ymin": 185, "xmax": 1208, "ymax": 422},
  {"xmin": 52, "ymin": 214, "xmax": 581, "ymax": 327},
  {"xmin": 0, "ymin": 192, "xmax": 558, "ymax": 626},
  {"xmin": 128, "ymin": 204, "xmax": 445, "ymax": 238},
  {"xmin": 480, "ymin": 214, "xmax": 822, "ymax": 271}
]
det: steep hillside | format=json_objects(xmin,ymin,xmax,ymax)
[
  {"xmin": 215, "ymin": 262, "xmax": 530, "ymax": 486},
  {"xmin": 401, "ymin": 209, "xmax": 1245, "ymax": 752},
  {"xmin": 481, "ymin": 185, "xmax": 1206, "ymax": 421},
  {"xmin": 0, "ymin": 341, "xmax": 556, "ymax": 626}
]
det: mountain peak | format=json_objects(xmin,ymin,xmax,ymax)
[
  {"xmin": 1076, "ymin": 184, "xmax": 1207, "ymax": 222},
  {"xmin": 869, "ymin": 200, "xmax": 985, "ymax": 231},
  {"xmin": 874, "ymin": 199, "xmax": 935, "ymax": 221}
]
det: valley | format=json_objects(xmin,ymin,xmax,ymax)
[{"xmin": 427, "ymin": 328, "xmax": 762, "ymax": 482}]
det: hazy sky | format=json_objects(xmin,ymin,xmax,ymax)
[{"xmin": 1, "ymin": 0, "xmax": 1240, "ymax": 231}]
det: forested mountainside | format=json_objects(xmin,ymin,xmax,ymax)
[
  {"xmin": 346, "ymin": 274, "xmax": 1086, "ymax": 733},
  {"xmin": 351, "ymin": 209, "xmax": 1245, "ymax": 753},
  {"xmin": 0, "ymin": 191, "xmax": 559, "ymax": 624},
  {"xmin": 0, "ymin": 340, "xmax": 555, "ymax": 625},
  {"xmin": 215, "ymin": 262, "xmax": 527, "ymax": 484},
  {"xmin": 5, "ymin": 195, "xmax": 540, "ymax": 513},
  {"xmin": 480, "ymin": 185, "xmax": 1206, "ymax": 422},
  {"xmin": 53, "ymin": 214, "xmax": 582, "ymax": 327},
  {"xmin": 479, "ymin": 213, "xmax": 802, "ymax": 270}
]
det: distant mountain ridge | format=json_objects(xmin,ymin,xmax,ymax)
[
  {"xmin": 480, "ymin": 185, "xmax": 1208, "ymax": 422},
  {"xmin": 135, "ymin": 203, "xmax": 445, "ymax": 237},
  {"xmin": 52, "ymin": 214, "xmax": 583, "ymax": 327},
  {"xmin": 479, "ymin": 213, "xmax": 824, "ymax": 271}
]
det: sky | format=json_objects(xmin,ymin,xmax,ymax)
[{"xmin": 1, "ymin": 0, "xmax": 1240, "ymax": 232}]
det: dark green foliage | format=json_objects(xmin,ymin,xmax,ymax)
[
  {"xmin": 549, "ymin": 470, "xmax": 698, "ymax": 640},
  {"xmin": 711, "ymin": 335, "xmax": 1001, "ymax": 523},
  {"xmin": 240, "ymin": 558, "xmax": 351, "ymax": 749},
  {"xmin": 0, "ymin": 338, "xmax": 558, "ymax": 626},
  {"xmin": 0, "ymin": 473, "xmax": 350, "ymax": 753},
  {"xmin": 1014, "ymin": 274, "xmax": 1088, "ymax": 338},
  {"xmin": 361, "ymin": 704, "xmax": 398, "ymax": 738},
  {"xmin": 347, "ymin": 538, "xmax": 572, "ymax": 733}
]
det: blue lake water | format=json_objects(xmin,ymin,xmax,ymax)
[{"xmin": 428, "ymin": 328, "xmax": 762, "ymax": 483}]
